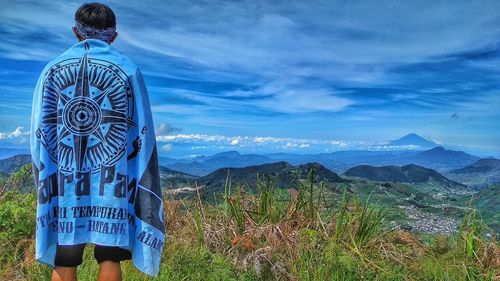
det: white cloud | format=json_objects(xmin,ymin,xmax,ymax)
[
  {"xmin": 9, "ymin": 127, "xmax": 26, "ymax": 138},
  {"xmin": 283, "ymin": 142, "xmax": 310, "ymax": 149},
  {"xmin": 0, "ymin": 126, "xmax": 29, "ymax": 139},
  {"xmin": 369, "ymin": 145, "xmax": 421, "ymax": 151},
  {"xmin": 156, "ymin": 133, "xmax": 354, "ymax": 150},
  {"xmin": 156, "ymin": 122, "xmax": 181, "ymax": 135},
  {"xmin": 157, "ymin": 133, "xmax": 229, "ymax": 143},
  {"xmin": 256, "ymin": 88, "xmax": 352, "ymax": 113},
  {"xmin": 161, "ymin": 143, "xmax": 173, "ymax": 151},
  {"xmin": 0, "ymin": 126, "xmax": 30, "ymax": 145},
  {"xmin": 155, "ymin": 132, "xmax": 449, "ymax": 153}
]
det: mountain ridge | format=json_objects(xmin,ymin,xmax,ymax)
[
  {"xmin": 161, "ymin": 146, "xmax": 480, "ymax": 176},
  {"xmin": 451, "ymin": 158, "xmax": 500, "ymax": 174},
  {"xmin": 196, "ymin": 161, "xmax": 349, "ymax": 197},
  {"xmin": 0, "ymin": 154, "xmax": 31, "ymax": 174},
  {"xmin": 344, "ymin": 163, "xmax": 465, "ymax": 189},
  {"xmin": 388, "ymin": 133, "xmax": 438, "ymax": 148},
  {"xmin": 445, "ymin": 158, "xmax": 500, "ymax": 188}
]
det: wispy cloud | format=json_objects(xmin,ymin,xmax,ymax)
[
  {"xmin": 154, "ymin": 132, "xmax": 432, "ymax": 155},
  {"xmin": 0, "ymin": 1, "xmax": 499, "ymax": 155},
  {"xmin": 155, "ymin": 132, "xmax": 357, "ymax": 155}
]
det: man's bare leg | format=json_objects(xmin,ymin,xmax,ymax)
[
  {"xmin": 52, "ymin": 267, "xmax": 77, "ymax": 281},
  {"xmin": 97, "ymin": 261, "xmax": 122, "ymax": 281}
]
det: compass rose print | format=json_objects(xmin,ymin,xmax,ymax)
[{"xmin": 38, "ymin": 54, "xmax": 135, "ymax": 173}]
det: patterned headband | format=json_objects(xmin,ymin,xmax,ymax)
[{"xmin": 74, "ymin": 21, "xmax": 116, "ymax": 43}]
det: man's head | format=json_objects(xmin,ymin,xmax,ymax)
[{"xmin": 73, "ymin": 3, "xmax": 118, "ymax": 44}]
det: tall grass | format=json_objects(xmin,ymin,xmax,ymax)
[{"xmin": 0, "ymin": 164, "xmax": 499, "ymax": 280}]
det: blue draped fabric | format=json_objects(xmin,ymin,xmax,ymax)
[{"xmin": 30, "ymin": 39, "xmax": 165, "ymax": 276}]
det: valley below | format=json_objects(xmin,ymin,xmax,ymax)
[
  {"xmin": 2, "ymin": 136, "xmax": 499, "ymax": 237},
  {"xmin": 1, "ymin": 134, "xmax": 499, "ymax": 279}
]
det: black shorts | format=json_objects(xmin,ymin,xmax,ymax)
[{"xmin": 54, "ymin": 243, "xmax": 132, "ymax": 267}]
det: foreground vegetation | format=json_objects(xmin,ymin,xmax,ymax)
[{"xmin": 0, "ymin": 165, "xmax": 499, "ymax": 280}]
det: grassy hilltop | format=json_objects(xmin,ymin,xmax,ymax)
[{"xmin": 0, "ymin": 164, "xmax": 499, "ymax": 280}]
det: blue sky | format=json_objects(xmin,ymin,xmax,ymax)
[{"xmin": 0, "ymin": 0, "xmax": 499, "ymax": 158}]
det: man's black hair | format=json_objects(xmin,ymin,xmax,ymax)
[{"xmin": 75, "ymin": 3, "xmax": 116, "ymax": 29}]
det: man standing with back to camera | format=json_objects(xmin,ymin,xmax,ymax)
[{"xmin": 30, "ymin": 3, "xmax": 165, "ymax": 280}]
